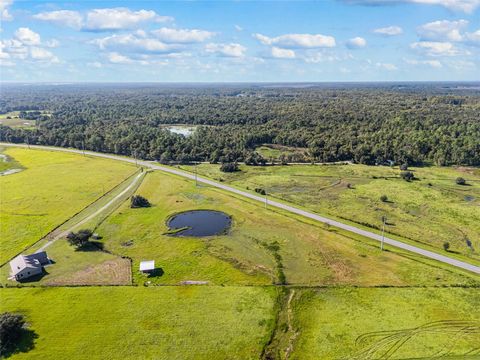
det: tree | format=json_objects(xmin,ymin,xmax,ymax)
[
  {"xmin": 455, "ymin": 177, "xmax": 466, "ymax": 185},
  {"xmin": 380, "ymin": 195, "xmax": 388, "ymax": 202},
  {"xmin": 0, "ymin": 313, "xmax": 26, "ymax": 356},
  {"xmin": 67, "ymin": 229, "xmax": 93, "ymax": 248},
  {"xmin": 130, "ymin": 195, "xmax": 151, "ymax": 208},
  {"xmin": 443, "ymin": 242, "xmax": 450, "ymax": 251},
  {"xmin": 220, "ymin": 162, "xmax": 239, "ymax": 173}
]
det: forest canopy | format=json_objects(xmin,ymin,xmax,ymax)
[{"xmin": 1, "ymin": 83, "xmax": 479, "ymax": 166}]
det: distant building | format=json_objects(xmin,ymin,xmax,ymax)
[
  {"xmin": 139, "ymin": 260, "xmax": 155, "ymax": 273},
  {"xmin": 9, "ymin": 251, "xmax": 50, "ymax": 281}
]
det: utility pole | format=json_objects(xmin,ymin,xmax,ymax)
[
  {"xmin": 82, "ymin": 140, "xmax": 85, "ymax": 156},
  {"xmin": 381, "ymin": 215, "xmax": 387, "ymax": 251},
  {"xmin": 26, "ymin": 136, "xmax": 30, "ymax": 149}
]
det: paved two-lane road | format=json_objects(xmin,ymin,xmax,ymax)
[{"xmin": 3, "ymin": 143, "xmax": 479, "ymax": 275}]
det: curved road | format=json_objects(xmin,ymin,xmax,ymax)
[{"xmin": 3, "ymin": 143, "xmax": 479, "ymax": 275}]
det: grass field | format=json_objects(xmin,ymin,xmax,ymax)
[
  {"xmin": 0, "ymin": 147, "xmax": 137, "ymax": 264},
  {"xmin": 1, "ymin": 147, "xmax": 479, "ymax": 360},
  {"xmin": 255, "ymin": 144, "xmax": 308, "ymax": 162},
  {"xmin": 94, "ymin": 171, "xmax": 478, "ymax": 287},
  {"xmin": 0, "ymin": 147, "xmax": 23, "ymax": 173},
  {"xmin": 0, "ymin": 112, "xmax": 39, "ymax": 129},
  {"xmin": 0, "ymin": 286, "xmax": 277, "ymax": 360},
  {"xmin": 178, "ymin": 163, "xmax": 480, "ymax": 262},
  {"xmin": 289, "ymin": 287, "xmax": 480, "ymax": 359}
]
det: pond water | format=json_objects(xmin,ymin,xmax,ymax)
[
  {"xmin": 167, "ymin": 210, "xmax": 231, "ymax": 237},
  {"xmin": 166, "ymin": 126, "xmax": 196, "ymax": 137}
]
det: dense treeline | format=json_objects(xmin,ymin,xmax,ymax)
[{"xmin": 1, "ymin": 83, "xmax": 479, "ymax": 166}]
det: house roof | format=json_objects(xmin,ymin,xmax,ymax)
[
  {"xmin": 9, "ymin": 251, "xmax": 49, "ymax": 276},
  {"xmin": 26, "ymin": 251, "xmax": 49, "ymax": 265},
  {"xmin": 139, "ymin": 260, "xmax": 155, "ymax": 271}
]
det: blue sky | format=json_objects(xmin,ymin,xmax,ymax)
[{"xmin": 1, "ymin": 0, "xmax": 479, "ymax": 82}]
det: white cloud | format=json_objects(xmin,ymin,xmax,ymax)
[
  {"xmin": 33, "ymin": 10, "xmax": 83, "ymax": 30},
  {"xmin": 235, "ymin": 25, "xmax": 243, "ymax": 32},
  {"xmin": 376, "ymin": 62, "xmax": 398, "ymax": 70},
  {"xmin": 346, "ymin": 37, "xmax": 366, "ymax": 49},
  {"xmin": 1, "ymin": 39, "xmax": 28, "ymax": 60},
  {"xmin": 85, "ymin": 8, "xmax": 171, "ymax": 31},
  {"xmin": 152, "ymin": 28, "xmax": 215, "ymax": 43},
  {"xmin": 410, "ymin": 41, "xmax": 465, "ymax": 56},
  {"xmin": 30, "ymin": 47, "xmax": 59, "ymax": 63},
  {"xmin": 465, "ymin": 29, "xmax": 480, "ymax": 45},
  {"xmin": 34, "ymin": 7, "xmax": 173, "ymax": 31},
  {"xmin": 92, "ymin": 33, "xmax": 180, "ymax": 54},
  {"xmin": 348, "ymin": 0, "xmax": 480, "ymax": 13},
  {"xmin": 205, "ymin": 43, "xmax": 246, "ymax": 57},
  {"xmin": 107, "ymin": 52, "xmax": 134, "ymax": 64},
  {"xmin": 417, "ymin": 19, "xmax": 468, "ymax": 42},
  {"xmin": 409, "ymin": 0, "xmax": 480, "ymax": 13},
  {"xmin": 254, "ymin": 33, "xmax": 336, "ymax": 48},
  {"xmin": 45, "ymin": 39, "xmax": 60, "ymax": 48},
  {"xmin": 271, "ymin": 46, "xmax": 296, "ymax": 58},
  {"xmin": 14, "ymin": 27, "xmax": 41, "ymax": 46},
  {"xmin": 404, "ymin": 58, "xmax": 443, "ymax": 68},
  {"xmin": 0, "ymin": 0, "xmax": 13, "ymax": 21},
  {"xmin": 373, "ymin": 26, "xmax": 403, "ymax": 36}
]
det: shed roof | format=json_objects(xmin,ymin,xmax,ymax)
[{"xmin": 139, "ymin": 260, "xmax": 155, "ymax": 271}]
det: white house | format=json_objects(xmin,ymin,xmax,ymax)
[{"xmin": 9, "ymin": 251, "xmax": 50, "ymax": 281}]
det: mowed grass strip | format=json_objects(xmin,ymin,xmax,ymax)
[
  {"xmin": 97, "ymin": 171, "xmax": 478, "ymax": 287},
  {"xmin": 0, "ymin": 286, "xmax": 277, "ymax": 360},
  {"xmin": 290, "ymin": 287, "xmax": 480, "ymax": 360},
  {"xmin": 178, "ymin": 163, "xmax": 480, "ymax": 261},
  {"xmin": 0, "ymin": 148, "xmax": 136, "ymax": 264}
]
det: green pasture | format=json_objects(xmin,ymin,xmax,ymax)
[
  {"xmin": 0, "ymin": 112, "xmax": 38, "ymax": 129},
  {"xmin": 255, "ymin": 144, "xmax": 308, "ymax": 162},
  {"xmin": 0, "ymin": 147, "xmax": 137, "ymax": 264},
  {"xmin": 95, "ymin": 171, "xmax": 478, "ymax": 287},
  {"xmin": 0, "ymin": 286, "xmax": 276, "ymax": 360},
  {"xmin": 289, "ymin": 287, "xmax": 480, "ymax": 359},
  {"xmin": 178, "ymin": 163, "xmax": 480, "ymax": 262}
]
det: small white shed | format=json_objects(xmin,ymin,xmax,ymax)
[{"xmin": 139, "ymin": 260, "xmax": 155, "ymax": 273}]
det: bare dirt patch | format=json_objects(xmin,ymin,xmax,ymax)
[{"xmin": 45, "ymin": 258, "xmax": 131, "ymax": 286}]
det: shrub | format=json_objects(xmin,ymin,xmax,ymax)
[
  {"xmin": 255, "ymin": 188, "xmax": 266, "ymax": 195},
  {"xmin": 0, "ymin": 313, "xmax": 26, "ymax": 356},
  {"xmin": 455, "ymin": 177, "xmax": 466, "ymax": 185},
  {"xmin": 67, "ymin": 229, "xmax": 93, "ymax": 248},
  {"xmin": 400, "ymin": 171, "xmax": 415, "ymax": 182},
  {"xmin": 130, "ymin": 195, "xmax": 151, "ymax": 208},
  {"xmin": 380, "ymin": 195, "xmax": 388, "ymax": 202},
  {"xmin": 443, "ymin": 242, "xmax": 450, "ymax": 251},
  {"xmin": 220, "ymin": 162, "xmax": 239, "ymax": 173},
  {"xmin": 244, "ymin": 152, "xmax": 266, "ymax": 166}
]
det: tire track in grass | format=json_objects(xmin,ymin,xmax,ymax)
[{"xmin": 37, "ymin": 171, "xmax": 145, "ymax": 253}]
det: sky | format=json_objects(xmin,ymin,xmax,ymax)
[{"xmin": 0, "ymin": 0, "xmax": 479, "ymax": 82}]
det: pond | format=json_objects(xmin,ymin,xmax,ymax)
[
  {"xmin": 167, "ymin": 210, "xmax": 232, "ymax": 237},
  {"xmin": 165, "ymin": 125, "xmax": 196, "ymax": 137}
]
